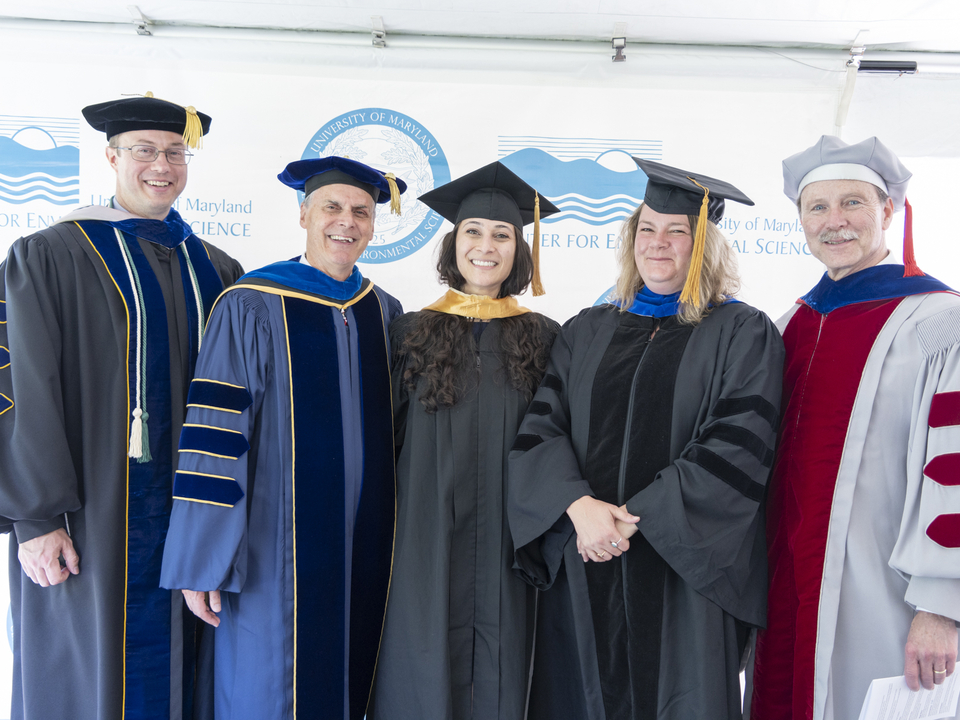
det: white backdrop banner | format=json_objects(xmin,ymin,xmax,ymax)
[{"xmin": 1, "ymin": 19, "xmax": 960, "ymax": 719}]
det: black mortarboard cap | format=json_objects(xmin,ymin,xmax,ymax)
[
  {"xmin": 418, "ymin": 161, "xmax": 560, "ymax": 296},
  {"xmin": 631, "ymin": 158, "xmax": 754, "ymax": 306},
  {"xmin": 278, "ymin": 157, "xmax": 407, "ymax": 213},
  {"xmin": 82, "ymin": 92, "xmax": 211, "ymax": 148},
  {"xmin": 418, "ymin": 161, "xmax": 560, "ymax": 228},
  {"xmin": 632, "ymin": 158, "xmax": 754, "ymax": 223}
]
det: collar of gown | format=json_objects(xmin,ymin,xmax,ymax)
[
  {"xmin": 241, "ymin": 258, "xmax": 365, "ymax": 301},
  {"xmin": 422, "ymin": 289, "xmax": 530, "ymax": 319},
  {"xmin": 620, "ymin": 286, "xmax": 683, "ymax": 317},
  {"xmin": 800, "ymin": 264, "xmax": 953, "ymax": 314},
  {"xmin": 56, "ymin": 202, "xmax": 194, "ymax": 249}
]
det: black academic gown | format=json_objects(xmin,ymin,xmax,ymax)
[
  {"xmin": 371, "ymin": 312, "xmax": 558, "ymax": 720},
  {"xmin": 507, "ymin": 302, "xmax": 783, "ymax": 720},
  {"xmin": 0, "ymin": 210, "xmax": 242, "ymax": 720}
]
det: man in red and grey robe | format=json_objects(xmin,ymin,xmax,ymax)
[{"xmin": 748, "ymin": 136, "xmax": 960, "ymax": 720}]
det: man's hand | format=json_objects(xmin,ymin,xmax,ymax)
[
  {"xmin": 183, "ymin": 590, "xmax": 221, "ymax": 627},
  {"xmin": 566, "ymin": 496, "xmax": 639, "ymax": 563},
  {"xmin": 904, "ymin": 611, "xmax": 958, "ymax": 690},
  {"xmin": 18, "ymin": 528, "xmax": 80, "ymax": 587}
]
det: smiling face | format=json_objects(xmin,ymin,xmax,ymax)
[
  {"xmin": 300, "ymin": 183, "xmax": 376, "ymax": 281},
  {"xmin": 633, "ymin": 205, "xmax": 694, "ymax": 295},
  {"xmin": 107, "ymin": 129, "xmax": 188, "ymax": 220},
  {"xmin": 454, "ymin": 218, "xmax": 517, "ymax": 297},
  {"xmin": 799, "ymin": 179, "xmax": 894, "ymax": 280}
]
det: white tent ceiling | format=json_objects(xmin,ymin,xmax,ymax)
[{"xmin": 3, "ymin": 0, "xmax": 960, "ymax": 54}]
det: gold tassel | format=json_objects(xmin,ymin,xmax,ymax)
[
  {"xmin": 385, "ymin": 173, "xmax": 402, "ymax": 216},
  {"xmin": 531, "ymin": 193, "xmax": 545, "ymax": 296},
  {"xmin": 680, "ymin": 178, "xmax": 709, "ymax": 307},
  {"xmin": 142, "ymin": 91, "xmax": 202, "ymax": 149},
  {"xmin": 182, "ymin": 106, "xmax": 203, "ymax": 149}
]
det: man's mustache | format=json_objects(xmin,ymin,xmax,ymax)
[{"xmin": 819, "ymin": 229, "xmax": 860, "ymax": 243}]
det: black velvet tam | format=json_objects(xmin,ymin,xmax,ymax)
[
  {"xmin": 633, "ymin": 158, "xmax": 754, "ymax": 223},
  {"xmin": 418, "ymin": 161, "xmax": 560, "ymax": 228},
  {"xmin": 82, "ymin": 96, "xmax": 211, "ymax": 140}
]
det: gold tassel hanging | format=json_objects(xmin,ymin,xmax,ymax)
[
  {"xmin": 680, "ymin": 178, "xmax": 709, "ymax": 307},
  {"xmin": 145, "ymin": 91, "xmax": 203, "ymax": 149},
  {"xmin": 182, "ymin": 106, "xmax": 203, "ymax": 149},
  {"xmin": 531, "ymin": 192, "xmax": 545, "ymax": 296},
  {"xmin": 385, "ymin": 173, "xmax": 402, "ymax": 216}
]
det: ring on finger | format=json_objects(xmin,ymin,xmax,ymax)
[
  {"xmin": 935, "ymin": 668, "xmax": 947, "ymax": 675},
  {"xmin": 597, "ymin": 550, "xmax": 606, "ymax": 558},
  {"xmin": 612, "ymin": 536, "xmax": 622, "ymax": 548}
]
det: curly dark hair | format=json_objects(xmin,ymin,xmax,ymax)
[
  {"xmin": 400, "ymin": 312, "xmax": 552, "ymax": 413},
  {"xmin": 400, "ymin": 223, "xmax": 551, "ymax": 413}
]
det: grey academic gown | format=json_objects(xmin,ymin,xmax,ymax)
[
  {"xmin": 371, "ymin": 311, "xmax": 558, "ymax": 720},
  {"xmin": 0, "ymin": 208, "xmax": 242, "ymax": 720},
  {"xmin": 508, "ymin": 302, "xmax": 783, "ymax": 720}
]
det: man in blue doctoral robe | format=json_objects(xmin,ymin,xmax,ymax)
[
  {"xmin": 0, "ymin": 94, "xmax": 243, "ymax": 720},
  {"xmin": 160, "ymin": 157, "xmax": 407, "ymax": 720}
]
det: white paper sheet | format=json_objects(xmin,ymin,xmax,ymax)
[{"xmin": 858, "ymin": 672, "xmax": 960, "ymax": 720}]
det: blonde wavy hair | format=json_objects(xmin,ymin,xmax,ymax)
[{"xmin": 611, "ymin": 202, "xmax": 741, "ymax": 325}]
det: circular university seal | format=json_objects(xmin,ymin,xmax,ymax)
[
  {"xmin": 595, "ymin": 286, "xmax": 617, "ymax": 306},
  {"xmin": 300, "ymin": 108, "xmax": 451, "ymax": 264}
]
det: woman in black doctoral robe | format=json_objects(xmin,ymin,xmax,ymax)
[
  {"xmin": 507, "ymin": 160, "xmax": 785, "ymax": 720},
  {"xmin": 370, "ymin": 162, "xmax": 560, "ymax": 720}
]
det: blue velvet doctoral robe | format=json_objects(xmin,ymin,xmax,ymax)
[
  {"xmin": 160, "ymin": 259, "xmax": 400, "ymax": 720},
  {"xmin": 0, "ymin": 206, "xmax": 242, "ymax": 720}
]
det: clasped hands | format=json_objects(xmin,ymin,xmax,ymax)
[{"xmin": 566, "ymin": 496, "xmax": 640, "ymax": 563}]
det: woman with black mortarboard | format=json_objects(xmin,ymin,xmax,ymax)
[
  {"xmin": 370, "ymin": 162, "xmax": 560, "ymax": 720},
  {"xmin": 506, "ymin": 159, "xmax": 785, "ymax": 719}
]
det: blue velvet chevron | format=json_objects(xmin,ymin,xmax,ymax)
[
  {"xmin": 173, "ymin": 470, "xmax": 245, "ymax": 507},
  {"xmin": 179, "ymin": 425, "xmax": 250, "ymax": 460},
  {"xmin": 187, "ymin": 379, "xmax": 253, "ymax": 414}
]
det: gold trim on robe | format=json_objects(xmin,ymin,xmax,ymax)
[{"xmin": 422, "ymin": 289, "xmax": 530, "ymax": 320}]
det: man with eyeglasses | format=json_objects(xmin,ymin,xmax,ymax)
[{"xmin": 0, "ymin": 93, "xmax": 243, "ymax": 720}]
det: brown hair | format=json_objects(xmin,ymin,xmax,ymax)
[{"xmin": 400, "ymin": 312, "xmax": 552, "ymax": 412}]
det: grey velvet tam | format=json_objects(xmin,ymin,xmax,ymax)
[{"xmin": 782, "ymin": 135, "xmax": 912, "ymax": 210}]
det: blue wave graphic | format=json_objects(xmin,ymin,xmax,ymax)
[
  {"xmin": 0, "ymin": 172, "xmax": 79, "ymax": 188},
  {"xmin": 544, "ymin": 212, "xmax": 631, "ymax": 227},
  {"xmin": 0, "ymin": 136, "xmax": 79, "ymax": 177},
  {"xmin": 0, "ymin": 180, "xmax": 77, "ymax": 197},
  {"xmin": 546, "ymin": 194, "xmax": 641, "ymax": 225},
  {"xmin": 0, "ymin": 192, "xmax": 79, "ymax": 206},
  {"xmin": 0, "ymin": 135, "xmax": 79, "ymax": 206},
  {"xmin": 500, "ymin": 148, "xmax": 646, "ymax": 201},
  {"xmin": 548, "ymin": 193, "xmax": 642, "ymax": 209}
]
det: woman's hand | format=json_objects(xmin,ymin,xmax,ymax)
[
  {"xmin": 614, "ymin": 504, "xmax": 640, "ymax": 545},
  {"xmin": 567, "ymin": 496, "xmax": 639, "ymax": 562}
]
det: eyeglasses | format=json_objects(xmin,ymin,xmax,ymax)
[{"xmin": 114, "ymin": 145, "xmax": 193, "ymax": 165}]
